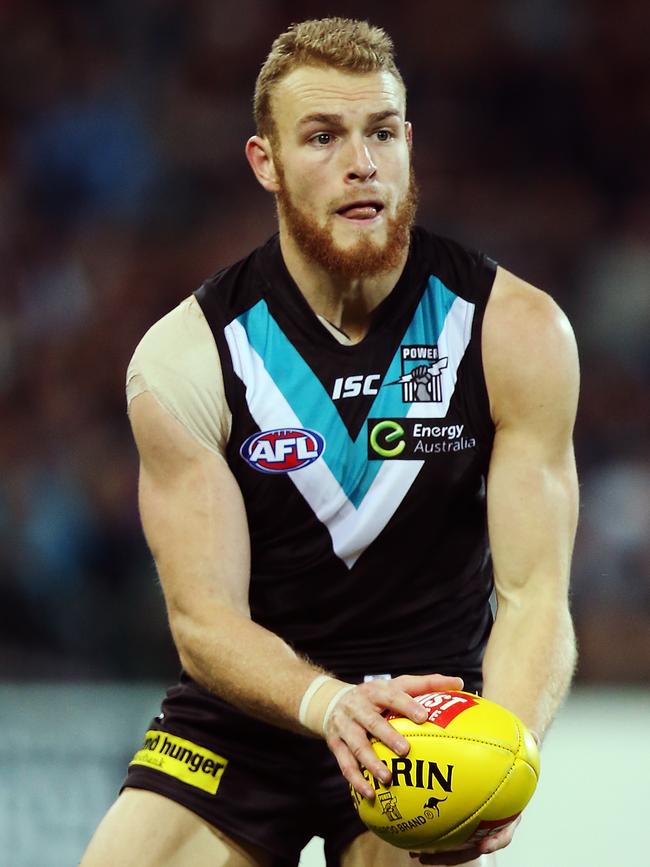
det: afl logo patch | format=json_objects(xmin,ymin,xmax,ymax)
[{"xmin": 240, "ymin": 428, "xmax": 325, "ymax": 474}]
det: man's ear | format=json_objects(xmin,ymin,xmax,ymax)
[
  {"xmin": 405, "ymin": 121, "xmax": 413, "ymax": 150},
  {"xmin": 245, "ymin": 135, "xmax": 280, "ymax": 193}
]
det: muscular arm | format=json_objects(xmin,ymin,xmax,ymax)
[
  {"xmin": 129, "ymin": 390, "xmax": 461, "ymax": 796},
  {"xmin": 481, "ymin": 267, "xmax": 579, "ymax": 738},
  {"xmin": 130, "ymin": 391, "xmax": 318, "ymax": 728},
  {"xmin": 410, "ymin": 271, "xmax": 578, "ymax": 866}
]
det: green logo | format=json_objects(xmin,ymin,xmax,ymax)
[{"xmin": 370, "ymin": 420, "xmax": 406, "ymax": 458}]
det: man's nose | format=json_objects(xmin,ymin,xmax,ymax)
[{"xmin": 344, "ymin": 137, "xmax": 377, "ymax": 181}]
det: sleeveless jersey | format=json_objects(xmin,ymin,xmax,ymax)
[{"xmin": 195, "ymin": 227, "xmax": 497, "ymax": 685}]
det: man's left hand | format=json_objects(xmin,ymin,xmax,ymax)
[{"xmin": 409, "ymin": 815, "xmax": 521, "ymax": 864}]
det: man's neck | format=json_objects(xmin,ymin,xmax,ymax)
[{"xmin": 278, "ymin": 228, "xmax": 409, "ymax": 343}]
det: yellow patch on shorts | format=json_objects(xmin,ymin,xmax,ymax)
[{"xmin": 130, "ymin": 730, "xmax": 228, "ymax": 795}]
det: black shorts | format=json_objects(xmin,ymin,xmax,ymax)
[
  {"xmin": 123, "ymin": 672, "xmax": 483, "ymax": 866},
  {"xmin": 122, "ymin": 675, "xmax": 366, "ymax": 866}
]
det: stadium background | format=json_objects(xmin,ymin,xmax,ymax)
[{"xmin": 0, "ymin": 1, "xmax": 648, "ymax": 865}]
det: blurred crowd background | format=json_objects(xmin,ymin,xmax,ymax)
[{"xmin": 1, "ymin": 0, "xmax": 648, "ymax": 684}]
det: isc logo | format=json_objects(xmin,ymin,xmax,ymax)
[
  {"xmin": 332, "ymin": 374, "xmax": 381, "ymax": 400},
  {"xmin": 240, "ymin": 428, "xmax": 325, "ymax": 474}
]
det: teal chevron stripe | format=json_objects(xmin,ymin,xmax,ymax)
[
  {"xmin": 237, "ymin": 300, "xmax": 357, "ymax": 491},
  {"xmin": 238, "ymin": 276, "xmax": 459, "ymax": 507}
]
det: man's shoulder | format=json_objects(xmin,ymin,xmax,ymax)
[
  {"xmin": 486, "ymin": 267, "xmax": 573, "ymax": 342},
  {"xmin": 413, "ymin": 226, "xmax": 498, "ymax": 300},
  {"xmin": 131, "ymin": 295, "xmax": 210, "ymax": 364},
  {"xmin": 127, "ymin": 237, "xmax": 279, "ymax": 374},
  {"xmin": 483, "ymin": 267, "xmax": 579, "ymax": 427}
]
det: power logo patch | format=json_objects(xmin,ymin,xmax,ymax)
[
  {"xmin": 386, "ymin": 345, "xmax": 449, "ymax": 403},
  {"xmin": 130, "ymin": 731, "xmax": 228, "ymax": 795}
]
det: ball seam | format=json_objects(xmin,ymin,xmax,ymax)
[
  {"xmin": 381, "ymin": 732, "xmax": 519, "ymax": 754},
  {"xmin": 435, "ymin": 723, "xmax": 523, "ymax": 843}
]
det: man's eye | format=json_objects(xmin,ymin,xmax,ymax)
[
  {"xmin": 375, "ymin": 129, "xmax": 393, "ymax": 142},
  {"xmin": 314, "ymin": 133, "xmax": 332, "ymax": 145}
]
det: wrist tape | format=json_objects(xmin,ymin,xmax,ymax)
[{"xmin": 298, "ymin": 674, "xmax": 354, "ymax": 735}]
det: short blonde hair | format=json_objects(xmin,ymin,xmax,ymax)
[{"xmin": 254, "ymin": 18, "xmax": 406, "ymax": 140}]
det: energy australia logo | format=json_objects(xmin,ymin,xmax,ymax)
[
  {"xmin": 386, "ymin": 345, "xmax": 448, "ymax": 403},
  {"xmin": 368, "ymin": 419, "xmax": 477, "ymax": 460}
]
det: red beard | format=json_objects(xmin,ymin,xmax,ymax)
[{"xmin": 275, "ymin": 164, "xmax": 418, "ymax": 279}]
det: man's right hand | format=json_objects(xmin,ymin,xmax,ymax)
[{"xmin": 323, "ymin": 674, "xmax": 464, "ymax": 798}]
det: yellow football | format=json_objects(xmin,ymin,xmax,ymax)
[{"xmin": 352, "ymin": 691, "xmax": 540, "ymax": 851}]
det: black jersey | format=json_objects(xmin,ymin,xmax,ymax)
[{"xmin": 195, "ymin": 227, "xmax": 497, "ymax": 685}]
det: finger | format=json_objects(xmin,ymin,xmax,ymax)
[
  {"xmin": 409, "ymin": 845, "xmax": 481, "ymax": 865},
  {"xmin": 377, "ymin": 676, "xmax": 464, "ymax": 726},
  {"xmin": 478, "ymin": 815, "xmax": 520, "ymax": 854},
  {"xmin": 347, "ymin": 729, "xmax": 394, "ymax": 786},
  {"xmin": 326, "ymin": 691, "xmax": 410, "ymax": 759},
  {"xmin": 360, "ymin": 709, "xmax": 412, "ymax": 757},
  {"xmin": 328, "ymin": 736, "xmax": 380, "ymax": 800},
  {"xmin": 393, "ymin": 674, "xmax": 465, "ymax": 697},
  {"xmin": 377, "ymin": 688, "xmax": 430, "ymax": 726}
]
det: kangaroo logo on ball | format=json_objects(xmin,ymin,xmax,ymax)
[{"xmin": 423, "ymin": 796, "xmax": 447, "ymax": 817}]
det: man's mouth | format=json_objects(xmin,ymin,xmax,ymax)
[{"xmin": 336, "ymin": 201, "xmax": 384, "ymax": 221}]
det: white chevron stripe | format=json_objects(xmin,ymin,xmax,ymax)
[{"xmin": 224, "ymin": 295, "xmax": 475, "ymax": 569}]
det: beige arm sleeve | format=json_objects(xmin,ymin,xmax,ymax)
[{"xmin": 126, "ymin": 295, "xmax": 231, "ymax": 456}]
